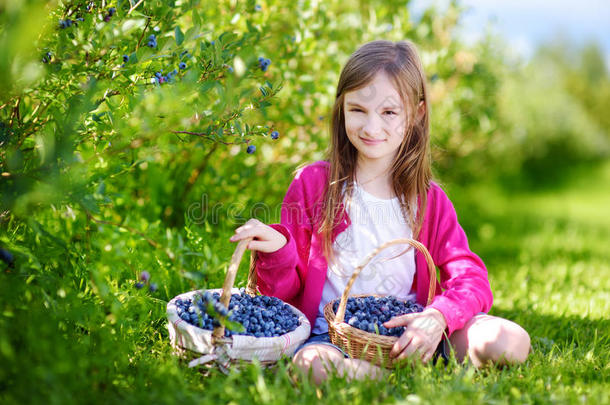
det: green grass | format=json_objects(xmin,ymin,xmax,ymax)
[{"xmin": 2, "ymin": 162, "xmax": 609, "ymax": 404}]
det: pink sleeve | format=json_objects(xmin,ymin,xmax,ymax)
[
  {"xmin": 426, "ymin": 188, "xmax": 493, "ymax": 336},
  {"xmin": 253, "ymin": 174, "xmax": 312, "ymax": 302}
]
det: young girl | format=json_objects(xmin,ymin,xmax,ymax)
[{"xmin": 229, "ymin": 40, "xmax": 531, "ymax": 384}]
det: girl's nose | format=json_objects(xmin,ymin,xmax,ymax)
[{"xmin": 362, "ymin": 112, "xmax": 385, "ymax": 138}]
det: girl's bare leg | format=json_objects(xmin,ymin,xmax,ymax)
[
  {"xmin": 292, "ymin": 343, "xmax": 387, "ymax": 385},
  {"xmin": 448, "ymin": 313, "xmax": 531, "ymax": 367}
]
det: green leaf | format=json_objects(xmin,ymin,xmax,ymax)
[
  {"xmin": 199, "ymin": 81, "xmax": 215, "ymax": 95},
  {"xmin": 80, "ymin": 194, "xmax": 100, "ymax": 214},
  {"xmin": 192, "ymin": 9, "xmax": 201, "ymax": 27},
  {"xmin": 175, "ymin": 26, "xmax": 184, "ymax": 46}
]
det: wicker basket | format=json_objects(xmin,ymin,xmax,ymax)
[
  {"xmin": 167, "ymin": 237, "xmax": 311, "ymax": 373},
  {"xmin": 324, "ymin": 238, "xmax": 437, "ymax": 368}
]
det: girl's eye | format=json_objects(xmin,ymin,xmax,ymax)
[
  {"xmin": 384, "ymin": 111, "xmax": 397, "ymax": 116},
  {"xmin": 350, "ymin": 109, "xmax": 363, "ymax": 112}
]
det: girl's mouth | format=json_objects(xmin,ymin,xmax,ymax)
[{"xmin": 360, "ymin": 137, "xmax": 385, "ymax": 145}]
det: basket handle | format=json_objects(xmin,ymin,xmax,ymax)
[
  {"xmin": 333, "ymin": 238, "xmax": 437, "ymax": 325},
  {"xmin": 212, "ymin": 236, "xmax": 254, "ymax": 341}
]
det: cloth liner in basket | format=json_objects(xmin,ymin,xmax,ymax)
[
  {"xmin": 324, "ymin": 238, "xmax": 440, "ymax": 368},
  {"xmin": 166, "ymin": 237, "xmax": 311, "ymax": 373}
]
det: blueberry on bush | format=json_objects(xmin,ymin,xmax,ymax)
[
  {"xmin": 246, "ymin": 145, "xmax": 256, "ymax": 154},
  {"xmin": 139, "ymin": 271, "xmax": 150, "ymax": 282},
  {"xmin": 122, "ymin": 54, "xmax": 129, "ymax": 63},
  {"xmin": 258, "ymin": 57, "xmax": 271, "ymax": 72},
  {"xmin": 108, "ymin": 7, "xmax": 116, "ymax": 16},
  {"xmin": 270, "ymin": 131, "xmax": 279, "ymax": 140},
  {"xmin": 149, "ymin": 283, "xmax": 158, "ymax": 292},
  {"xmin": 179, "ymin": 62, "xmax": 186, "ymax": 70},
  {"xmin": 135, "ymin": 282, "xmax": 144, "ymax": 289},
  {"xmin": 147, "ymin": 34, "xmax": 157, "ymax": 48},
  {"xmin": 0, "ymin": 248, "xmax": 14, "ymax": 266}
]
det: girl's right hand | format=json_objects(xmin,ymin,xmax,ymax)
[{"xmin": 229, "ymin": 218, "xmax": 287, "ymax": 253}]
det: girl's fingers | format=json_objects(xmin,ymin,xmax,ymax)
[
  {"xmin": 389, "ymin": 332, "xmax": 412, "ymax": 358},
  {"xmin": 401, "ymin": 336, "xmax": 422, "ymax": 359},
  {"xmin": 247, "ymin": 240, "xmax": 268, "ymax": 252},
  {"xmin": 230, "ymin": 225, "xmax": 260, "ymax": 241},
  {"xmin": 383, "ymin": 313, "xmax": 414, "ymax": 328},
  {"xmin": 421, "ymin": 350, "xmax": 434, "ymax": 364}
]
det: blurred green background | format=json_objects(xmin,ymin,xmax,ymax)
[{"xmin": 1, "ymin": 0, "xmax": 608, "ymax": 403}]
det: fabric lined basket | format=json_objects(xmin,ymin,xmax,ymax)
[
  {"xmin": 166, "ymin": 237, "xmax": 311, "ymax": 373},
  {"xmin": 324, "ymin": 238, "xmax": 438, "ymax": 368}
]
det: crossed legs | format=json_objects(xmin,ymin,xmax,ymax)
[
  {"xmin": 292, "ymin": 314, "xmax": 531, "ymax": 385},
  {"xmin": 292, "ymin": 344, "xmax": 386, "ymax": 385}
]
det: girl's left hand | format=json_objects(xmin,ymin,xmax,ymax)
[{"xmin": 383, "ymin": 308, "xmax": 447, "ymax": 364}]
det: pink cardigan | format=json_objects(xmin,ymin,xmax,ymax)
[{"xmin": 254, "ymin": 160, "xmax": 493, "ymax": 337}]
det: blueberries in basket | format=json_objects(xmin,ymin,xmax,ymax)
[
  {"xmin": 332, "ymin": 296, "xmax": 424, "ymax": 337},
  {"xmin": 174, "ymin": 291, "xmax": 301, "ymax": 338}
]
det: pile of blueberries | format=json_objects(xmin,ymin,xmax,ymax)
[
  {"xmin": 174, "ymin": 290, "xmax": 301, "ymax": 338},
  {"xmin": 331, "ymin": 296, "xmax": 424, "ymax": 337}
]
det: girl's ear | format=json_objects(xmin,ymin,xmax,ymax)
[{"xmin": 416, "ymin": 100, "xmax": 426, "ymax": 122}]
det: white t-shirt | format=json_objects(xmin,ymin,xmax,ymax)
[{"xmin": 312, "ymin": 182, "xmax": 417, "ymax": 334}]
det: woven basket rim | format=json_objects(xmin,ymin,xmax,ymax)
[{"xmin": 167, "ymin": 287, "xmax": 311, "ymax": 356}]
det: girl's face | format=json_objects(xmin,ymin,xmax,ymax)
[{"xmin": 343, "ymin": 71, "xmax": 408, "ymax": 168}]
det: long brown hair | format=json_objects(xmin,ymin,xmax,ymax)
[{"xmin": 317, "ymin": 39, "xmax": 432, "ymax": 266}]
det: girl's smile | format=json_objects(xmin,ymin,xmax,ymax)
[{"xmin": 360, "ymin": 137, "xmax": 387, "ymax": 145}]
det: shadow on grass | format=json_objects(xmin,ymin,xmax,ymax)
[{"xmin": 489, "ymin": 306, "xmax": 610, "ymax": 357}]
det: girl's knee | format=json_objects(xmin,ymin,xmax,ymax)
[
  {"xmin": 291, "ymin": 345, "xmax": 344, "ymax": 384},
  {"xmin": 475, "ymin": 318, "xmax": 531, "ymax": 366}
]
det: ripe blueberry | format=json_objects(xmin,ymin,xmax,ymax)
[
  {"xmin": 123, "ymin": 54, "xmax": 129, "ymax": 63},
  {"xmin": 149, "ymin": 283, "xmax": 158, "ymax": 292},
  {"xmin": 135, "ymin": 282, "xmax": 144, "ymax": 289},
  {"xmin": 0, "ymin": 248, "xmax": 14, "ymax": 265},
  {"xmin": 179, "ymin": 62, "xmax": 186, "ymax": 70},
  {"xmin": 139, "ymin": 271, "xmax": 150, "ymax": 282},
  {"xmin": 246, "ymin": 145, "xmax": 256, "ymax": 154},
  {"xmin": 270, "ymin": 131, "xmax": 279, "ymax": 140}
]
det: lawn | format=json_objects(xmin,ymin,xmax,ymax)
[{"xmin": 2, "ymin": 162, "xmax": 609, "ymax": 405}]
